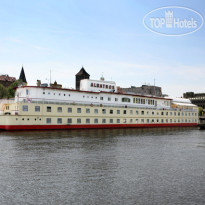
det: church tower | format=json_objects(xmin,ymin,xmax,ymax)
[
  {"xmin": 19, "ymin": 66, "xmax": 27, "ymax": 85},
  {"xmin": 75, "ymin": 67, "xmax": 90, "ymax": 90}
]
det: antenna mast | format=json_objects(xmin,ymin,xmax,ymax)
[{"xmin": 50, "ymin": 69, "xmax": 51, "ymax": 86}]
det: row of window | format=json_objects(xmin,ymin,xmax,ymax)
[
  {"xmin": 133, "ymin": 98, "xmax": 157, "ymax": 106},
  {"xmin": 43, "ymin": 92, "xmax": 71, "ymax": 97},
  {"xmin": 22, "ymin": 105, "xmax": 198, "ymax": 117},
  {"xmin": 15, "ymin": 116, "xmax": 197, "ymax": 124},
  {"xmin": 16, "ymin": 117, "xmax": 41, "ymax": 121},
  {"xmin": 45, "ymin": 118, "xmax": 197, "ymax": 124},
  {"xmin": 40, "ymin": 90, "xmax": 163, "ymax": 105}
]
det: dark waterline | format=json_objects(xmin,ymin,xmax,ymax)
[{"xmin": 0, "ymin": 127, "xmax": 205, "ymax": 205}]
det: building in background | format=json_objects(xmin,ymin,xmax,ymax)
[
  {"xmin": 50, "ymin": 81, "xmax": 62, "ymax": 89},
  {"xmin": 0, "ymin": 74, "xmax": 16, "ymax": 87},
  {"xmin": 118, "ymin": 85, "xmax": 162, "ymax": 97},
  {"xmin": 183, "ymin": 92, "xmax": 205, "ymax": 109}
]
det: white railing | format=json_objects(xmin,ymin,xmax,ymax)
[
  {"xmin": 0, "ymin": 98, "xmax": 15, "ymax": 104},
  {"xmin": 15, "ymin": 97, "xmax": 197, "ymax": 112}
]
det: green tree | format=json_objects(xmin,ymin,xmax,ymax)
[
  {"xmin": 198, "ymin": 107, "xmax": 204, "ymax": 116},
  {"xmin": 0, "ymin": 84, "xmax": 8, "ymax": 99},
  {"xmin": 7, "ymin": 80, "xmax": 21, "ymax": 99}
]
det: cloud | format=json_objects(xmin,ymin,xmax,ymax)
[
  {"xmin": 5, "ymin": 37, "xmax": 53, "ymax": 53},
  {"xmin": 174, "ymin": 65, "xmax": 205, "ymax": 80}
]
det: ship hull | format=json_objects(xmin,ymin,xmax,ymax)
[{"xmin": 0, "ymin": 123, "xmax": 198, "ymax": 131}]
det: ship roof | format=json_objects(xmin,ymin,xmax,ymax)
[
  {"xmin": 19, "ymin": 86, "xmax": 172, "ymax": 101},
  {"xmin": 172, "ymin": 102, "xmax": 197, "ymax": 107}
]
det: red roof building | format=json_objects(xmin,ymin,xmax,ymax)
[{"xmin": 0, "ymin": 75, "xmax": 16, "ymax": 87}]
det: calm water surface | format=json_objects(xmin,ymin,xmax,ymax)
[{"xmin": 0, "ymin": 127, "xmax": 205, "ymax": 205}]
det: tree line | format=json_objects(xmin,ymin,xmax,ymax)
[{"xmin": 0, "ymin": 81, "xmax": 20, "ymax": 99}]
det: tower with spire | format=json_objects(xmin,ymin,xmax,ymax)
[
  {"xmin": 19, "ymin": 66, "xmax": 27, "ymax": 85},
  {"xmin": 75, "ymin": 67, "xmax": 90, "ymax": 90}
]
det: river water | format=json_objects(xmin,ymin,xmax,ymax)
[{"xmin": 0, "ymin": 127, "xmax": 205, "ymax": 205}]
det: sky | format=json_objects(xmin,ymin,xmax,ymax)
[{"xmin": 0, "ymin": 0, "xmax": 204, "ymax": 97}]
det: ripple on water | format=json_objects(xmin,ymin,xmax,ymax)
[{"xmin": 0, "ymin": 127, "xmax": 205, "ymax": 205}]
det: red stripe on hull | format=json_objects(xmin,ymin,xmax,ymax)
[{"xmin": 0, "ymin": 123, "xmax": 198, "ymax": 131}]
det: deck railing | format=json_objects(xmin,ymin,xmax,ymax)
[
  {"xmin": 14, "ymin": 98, "xmax": 198, "ymax": 112},
  {"xmin": 0, "ymin": 99, "xmax": 15, "ymax": 104}
]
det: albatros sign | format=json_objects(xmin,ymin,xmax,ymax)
[{"xmin": 143, "ymin": 6, "xmax": 204, "ymax": 36}]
